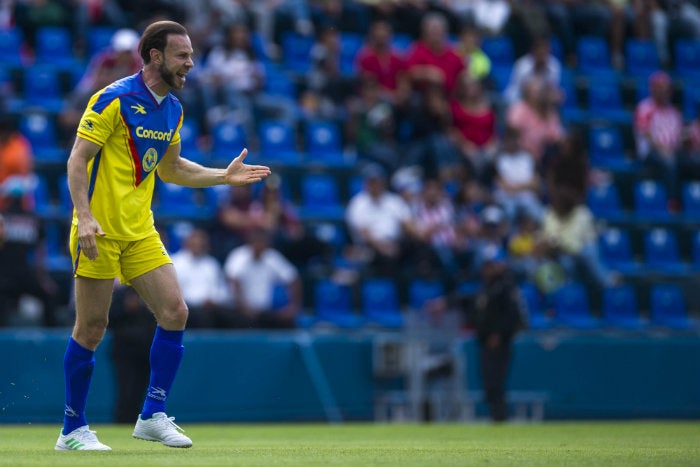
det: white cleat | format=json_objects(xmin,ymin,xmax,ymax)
[
  {"xmin": 55, "ymin": 425, "xmax": 112, "ymax": 451},
  {"xmin": 132, "ymin": 412, "xmax": 193, "ymax": 448}
]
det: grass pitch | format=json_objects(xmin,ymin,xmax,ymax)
[{"xmin": 0, "ymin": 422, "xmax": 698, "ymax": 467}]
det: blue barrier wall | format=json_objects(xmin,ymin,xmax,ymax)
[{"xmin": 1, "ymin": 329, "xmax": 698, "ymax": 423}]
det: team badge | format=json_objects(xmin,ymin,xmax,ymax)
[{"xmin": 142, "ymin": 148, "xmax": 158, "ymax": 172}]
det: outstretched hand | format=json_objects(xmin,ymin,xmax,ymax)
[{"xmin": 224, "ymin": 149, "xmax": 271, "ymax": 186}]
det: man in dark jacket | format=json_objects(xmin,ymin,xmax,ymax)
[{"xmin": 471, "ymin": 245, "xmax": 525, "ymax": 421}]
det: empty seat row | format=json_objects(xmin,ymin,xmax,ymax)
[
  {"xmin": 588, "ymin": 180, "xmax": 700, "ymax": 222},
  {"xmin": 522, "ymin": 281, "xmax": 696, "ymax": 330}
]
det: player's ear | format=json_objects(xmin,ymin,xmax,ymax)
[{"xmin": 150, "ymin": 49, "xmax": 161, "ymax": 64}]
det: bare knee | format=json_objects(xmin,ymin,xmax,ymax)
[
  {"xmin": 156, "ymin": 299, "xmax": 188, "ymax": 330},
  {"xmin": 73, "ymin": 316, "xmax": 109, "ymax": 350}
]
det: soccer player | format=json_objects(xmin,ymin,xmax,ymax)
[{"xmin": 55, "ymin": 21, "xmax": 271, "ymax": 451}]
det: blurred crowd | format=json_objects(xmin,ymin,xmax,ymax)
[{"xmin": 1, "ymin": 0, "xmax": 700, "ymax": 329}]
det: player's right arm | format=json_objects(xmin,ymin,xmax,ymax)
[{"xmin": 67, "ymin": 136, "xmax": 105, "ymax": 260}]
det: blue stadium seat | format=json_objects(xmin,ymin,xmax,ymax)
[
  {"xmin": 644, "ymin": 228, "xmax": 688, "ymax": 274},
  {"xmin": 552, "ymin": 282, "xmax": 599, "ymax": 328},
  {"xmin": 87, "ymin": 26, "xmax": 117, "ymax": 58},
  {"xmin": 179, "ymin": 118, "xmax": 206, "ymax": 164},
  {"xmin": 650, "ymin": 284, "xmax": 691, "ymax": 329},
  {"xmin": 362, "ymin": 278, "xmax": 402, "ymax": 328},
  {"xmin": 588, "ymin": 126, "xmax": 633, "ymax": 171},
  {"xmin": 489, "ymin": 65, "xmax": 512, "ymax": 93},
  {"xmin": 602, "ymin": 285, "xmax": 646, "ymax": 329},
  {"xmin": 0, "ymin": 28, "xmax": 23, "ymax": 66},
  {"xmin": 44, "ymin": 220, "xmax": 72, "ymax": 272},
  {"xmin": 682, "ymin": 181, "xmax": 700, "ymax": 220},
  {"xmin": 599, "ymin": 227, "xmax": 638, "ymax": 275},
  {"xmin": 258, "ymin": 120, "xmax": 302, "ymax": 165},
  {"xmin": 22, "ymin": 66, "xmax": 65, "ymax": 113},
  {"xmin": 155, "ymin": 181, "xmax": 210, "ymax": 220},
  {"xmin": 519, "ymin": 282, "xmax": 551, "ymax": 329},
  {"xmin": 674, "ymin": 40, "xmax": 700, "ymax": 76},
  {"xmin": 692, "ymin": 231, "xmax": 700, "ymax": 269},
  {"xmin": 305, "ymin": 120, "xmax": 346, "ymax": 166},
  {"xmin": 634, "ymin": 180, "xmax": 672, "ymax": 220},
  {"xmin": 408, "ymin": 279, "xmax": 444, "ymax": 311},
  {"xmin": 314, "ymin": 279, "xmax": 364, "ymax": 328},
  {"xmin": 560, "ymin": 77, "xmax": 587, "ymax": 124},
  {"xmin": 682, "ymin": 82, "xmax": 700, "ymax": 121},
  {"xmin": 263, "ymin": 64, "xmax": 296, "ymax": 98},
  {"xmin": 57, "ymin": 174, "xmax": 72, "ymax": 213},
  {"xmin": 35, "ymin": 26, "xmax": 81, "ymax": 68},
  {"xmin": 281, "ymin": 32, "xmax": 314, "ymax": 74},
  {"xmin": 587, "ymin": 83, "xmax": 632, "ymax": 124},
  {"xmin": 33, "ymin": 174, "xmax": 60, "ymax": 219},
  {"xmin": 340, "ymin": 32, "xmax": 364, "ymax": 75},
  {"xmin": 481, "ymin": 36, "xmax": 514, "ymax": 67},
  {"xmin": 19, "ymin": 113, "xmax": 64, "ymax": 163},
  {"xmin": 577, "ymin": 36, "xmax": 612, "ymax": 73},
  {"xmin": 587, "ymin": 182, "xmax": 626, "ymax": 222},
  {"xmin": 299, "ymin": 173, "xmax": 344, "ymax": 221},
  {"xmin": 391, "ymin": 34, "xmax": 413, "ymax": 52},
  {"xmin": 211, "ymin": 121, "xmax": 247, "ymax": 165},
  {"xmin": 625, "ymin": 39, "xmax": 659, "ymax": 77}
]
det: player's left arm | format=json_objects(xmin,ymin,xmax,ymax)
[{"xmin": 157, "ymin": 142, "xmax": 271, "ymax": 188}]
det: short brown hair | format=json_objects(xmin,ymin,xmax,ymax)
[{"xmin": 138, "ymin": 21, "xmax": 188, "ymax": 64}]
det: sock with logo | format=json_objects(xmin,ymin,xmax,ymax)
[
  {"xmin": 140, "ymin": 326, "xmax": 184, "ymax": 420},
  {"xmin": 62, "ymin": 338, "xmax": 95, "ymax": 435}
]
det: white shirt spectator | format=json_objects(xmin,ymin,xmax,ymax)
[
  {"xmin": 346, "ymin": 191, "xmax": 412, "ymax": 243},
  {"xmin": 171, "ymin": 249, "xmax": 230, "ymax": 307},
  {"xmin": 224, "ymin": 245, "xmax": 298, "ymax": 312},
  {"xmin": 504, "ymin": 54, "xmax": 561, "ymax": 104},
  {"xmin": 496, "ymin": 150, "xmax": 536, "ymax": 186}
]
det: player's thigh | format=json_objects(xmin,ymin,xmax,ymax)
[{"xmin": 129, "ymin": 263, "xmax": 187, "ymax": 327}]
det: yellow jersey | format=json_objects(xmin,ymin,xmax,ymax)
[{"xmin": 74, "ymin": 71, "xmax": 183, "ymax": 240}]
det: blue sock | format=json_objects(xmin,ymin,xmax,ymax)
[
  {"xmin": 62, "ymin": 338, "xmax": 94, "ymax": 435},
  {"xmin": 141, "ymin": 326, "xmax": 184, "ymax": 420}
]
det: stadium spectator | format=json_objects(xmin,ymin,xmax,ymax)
[
  {"xmin": 634, "ymin": 71, "xmax": 686, "ymax": 206},
  {"xmin": 211, "ymin": 184, "xmax": 265, "ymax": 262},
  {"xmin": 506, "ymin": 76, "xmax": 565, "ymax": 164},
  {"xmin": 200, "ymin": 22, "xmax": 296, "ymax": 139},
  {"xmin": 503, "ymin": 35, "xmax": 561, "ymax": 105},
  {"xmin": 307, "ymin": 25, "xmax": 358, "ymax": 121},
  {"xmin": 355, "ymin": 19, "xmax": 410, "ymax": 104},
  {"xmin": 453, "ymin": 178, "xmax": 486, "ymax": 264},
  {"xmin": 543, "ymin": 132, "xmax": 589, "ymax": 205},
  {"xmin": 12, "ymin": 0, "xmax": 70, "ymax": 51},
  {"xmin": 0, "ymin": 194, "xmax": 58, "ymax": 327},
  {"xmin": 537, "ymin": 185, "xmax": 618, "ymax": 290},
  {"xmin": 454, "ymin": 24, "xmax": 491, "ymax": 82},
  {"xmin": 493, "ymin": 126, "xmax": 543, "ymax": 223},
  {"xmin": 401, "ymin": 85, "xmax": 460, "ymax": 181},
  {"xmin": 60, "ymin": 29, "xmax": 142, "ymax": 141},
  {"xmin": 441, "ymin": 0, "xmax": 511, "ymax": 36},
  {"xmin": 507, "ymin": 209, "xmax": 540, "ymax": 282},
  {"xmin": 310, "ymin": 0, "xmax": 369, "ymax": 34},
  {"xmin": 0, "ymin": 116, "xmax": 34, "ymax": 212},
  {"xmin": 349, "ymin": 78, "xmax": 402, "ymax": 173},
  {"xmin": 345, "ymin": 163, "xmax": 421, "ymax": 276},
  {"xmin": 223, "ymin": 228, "xmax": 301, "ymax": 329},
  {"xmin": 406, "ymin": 12, "xmax": 465, "ymax": 95},
  {"xmin": 108, "ymin": 284, "xmax": 155, "ymax": 423},
  {"xmin": 449, "ymin": 74, "xmax": 497, "ymax": 182},
  {"xmin": 171, "ymin": 228, "xmax": 233, "ymax": 328},
  {"xmin": 412, "ymin": 177, "xmax": 465, "ymax": 275},
  {"xmin": 543, "ymin": 0, "xmax": 610, "ymax": 67}
]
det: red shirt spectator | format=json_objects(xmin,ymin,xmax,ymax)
[
  {"xmin": 356, "ymin": 20, "xmax": 407, "ymax": 95},
  {"xmin": 450, "ymin": 76, "xmax": 496, "ymax": 148},
  {"xmin": 406, "ymin": 13, "xmax": 465, "ymax": 94}
]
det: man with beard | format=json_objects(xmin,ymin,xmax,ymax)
[{"xmin": 56, "ymin": 21, "xmax": 270, "ymax": 451}]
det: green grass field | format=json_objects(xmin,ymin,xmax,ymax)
[{"xmin": 1, "ymin": 422, "xmax": 698, "ymax": 467}]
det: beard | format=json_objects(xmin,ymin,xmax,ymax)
[{"xmin": 158, "ymin": 61, "xmax": 180, "ymax": 89}]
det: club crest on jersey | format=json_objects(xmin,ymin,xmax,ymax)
[{"xmin": 143, "ymin": 148, "xmax": 158, "ymax": 172}]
